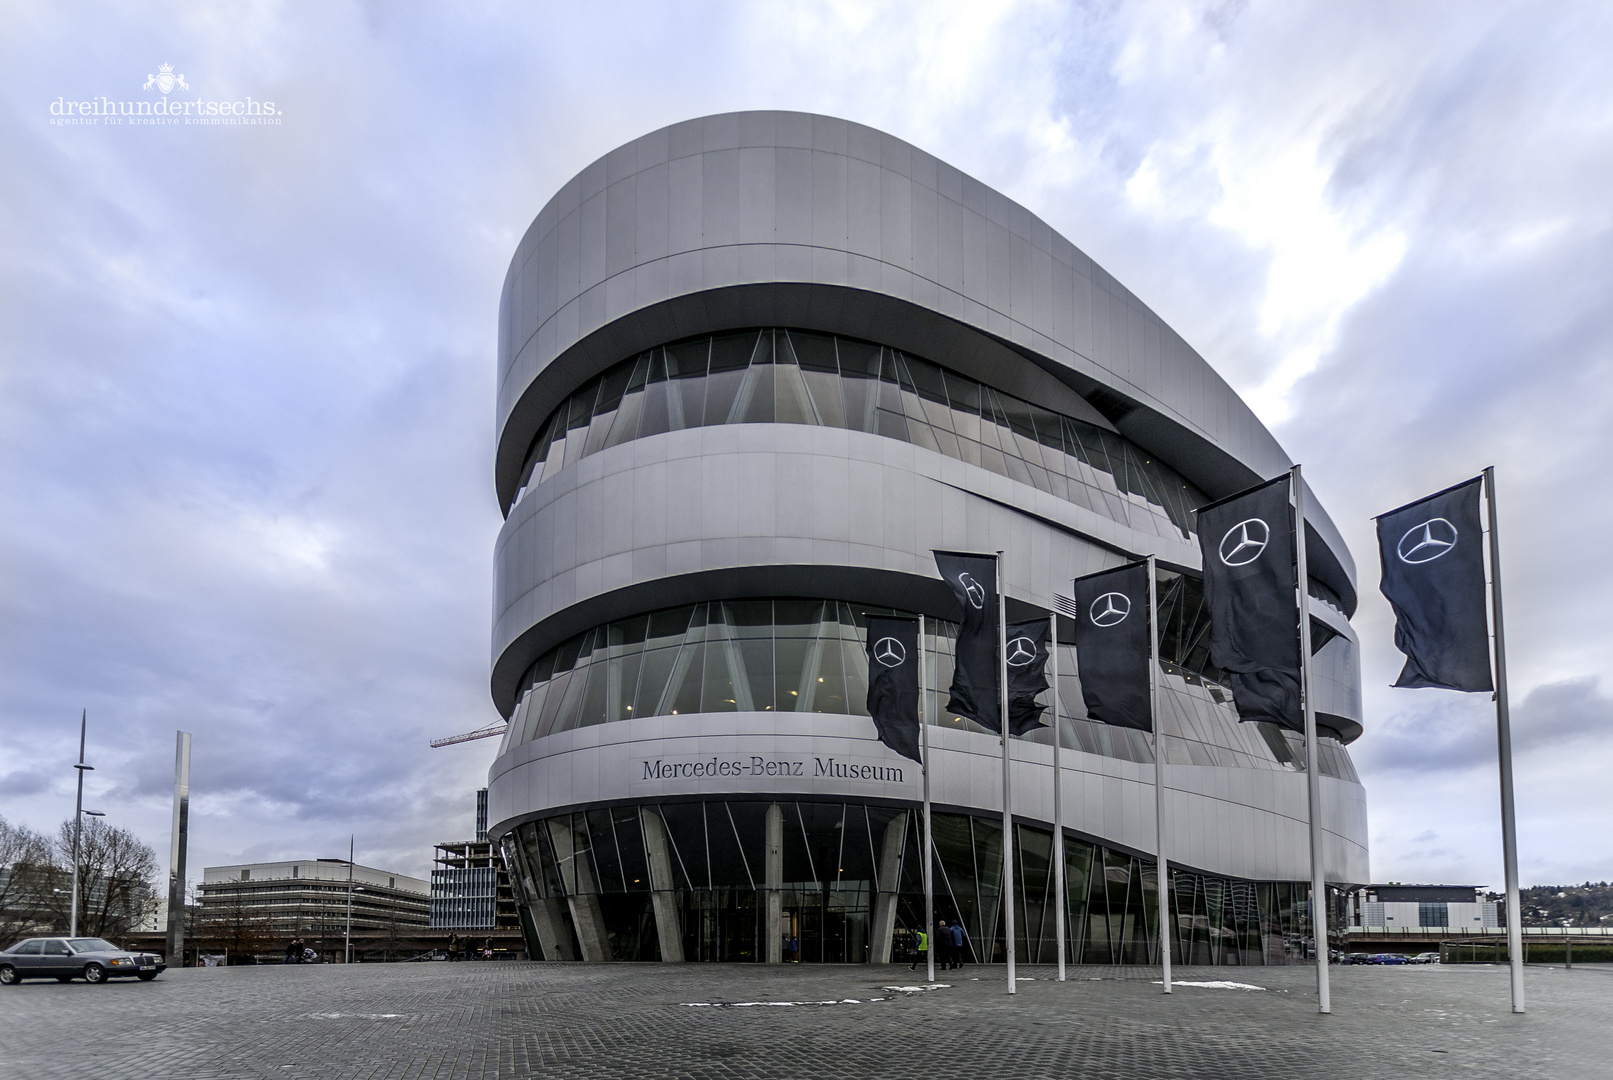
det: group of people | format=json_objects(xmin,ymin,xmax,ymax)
[
  {"xmin": 282, "ymin": 938, "xmax": 316, "ymax": 964},
  {"xmin": 910, "ymin": 918, "xmax": 967, "ymax": 971},
  {"xmin": 446, "ymin": 933, "xmax": 495, "ymax": 961}
]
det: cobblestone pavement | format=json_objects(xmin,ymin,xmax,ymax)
[{"xmin": 3, "ymin": 961, "xmax": 1608, "ymax": 1079}]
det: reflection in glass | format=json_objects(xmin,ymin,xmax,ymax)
[
  {"xmin": 504, "ymin": 801, "xmax": 1322, "ymax": 966},
  {"xmin": 510, "ymin": 329, "xmax": 1207, "ymax": 541},
  {"xmin": 496, "ymin": 597, "xmax": 1360, "ymax": 783}
]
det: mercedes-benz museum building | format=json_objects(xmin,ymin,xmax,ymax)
[{"xmin": 486, "ymin": 112, "xmax": 1369, "ymax": 967}]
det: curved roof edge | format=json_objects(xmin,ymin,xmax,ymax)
[{"xmin": 494, "ymin": 110, "xmax": 1356, "ymax": 592}]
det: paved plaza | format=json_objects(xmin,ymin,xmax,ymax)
[{"xmin": 4, "ymin": 960, "xmax": 1608, "ymax": 1079}]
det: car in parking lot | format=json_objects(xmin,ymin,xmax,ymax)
[
  {"xmin": 1371, "ymin": 953, "xmax": 1413, "ymax": 965},
  {"xmin": 0, "ymin": 937, "xmax": 165, "ymax": 984},
  {"xmin": 1412, "ymin": 952, "xmax": 1442, "ymax": 964}
]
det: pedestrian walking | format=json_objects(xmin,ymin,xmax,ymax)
[
  {"xmin": 908, "ymin": 927, "xmax": 928, "ymax": 971},
  {"xmin": 950, "ymin": 921, "xmax": 966, "ymax": 968},
  {"xmin": 448, "ymin": 932, "xmax": 459, "ymax": 961},
  {"xmin": 935, "ymin": 920, "xmax": 951, "ymax": 970},
  {"xmin": 284, "ymin": 937, "xmax": 300, "ymax": 965},
  {"xmin": 483, "ymin": 936, "xmax": 494, "ymax": 960}
]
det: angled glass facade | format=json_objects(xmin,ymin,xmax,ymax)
[
  {"xmin": 512, "ymin": 329, "xmax": 1206, "ymax": 541},
  {"xmin": 500, "ymin": 801, "xmax": 1321, "ymax": 965},
  {"xmin": 429, "ymin": 866, "xmax": 497, "ymax": 930}
]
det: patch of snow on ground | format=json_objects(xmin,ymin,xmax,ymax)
[
  {"xmin": 1156, "ymin": 980, "xmax": 1266, "ymax": 991},
  {"xmin": 684, "ymin": 996, "xmax": 899, "ymax": 1008}
]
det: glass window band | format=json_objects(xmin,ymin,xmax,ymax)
[
  {"xmin": 497, "ymin": 596, "xmax": 1357, "ymax": 782},
  {"xmin": 504, "ymin": 799, "xmax": 1333, "ymax": 966},
  {"xmin": 511, "ymin": 328, "xmax": 1206, "ymax": 540}
]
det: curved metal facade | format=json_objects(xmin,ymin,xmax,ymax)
[{"xmin": 487, "ymin": 112, "xmax": 1369, "ymax": 964}]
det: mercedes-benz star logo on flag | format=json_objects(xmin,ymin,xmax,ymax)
[
  {"xmin": 1218, "ymin": 518, "xmax": 1270, "ymax": 566},
  {"xmin": 1005, "ymin": 636, "xmax": 1038, "ymax": 667},
  {"xmin": 872, "ymin": 637, "xmax": 907, "ymax": 668},
  {"xmin": 958, "ymin": 573, "xmax": 986, "ymax": 609},
  {"xmin": 1089, "ymin": 591, "xmax": 1131, "ymax": 627},
  {"xmin": 1397, "ymin": 518, "xmax": 1458, "ymax": 564}
]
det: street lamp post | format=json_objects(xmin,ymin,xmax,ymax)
[
  {"xmin": 343, "ymin": 835, "xmax": 357, "ymax": 964},
  {"xmin": 70, "ymin": 811, "xmax": 105, "ymax": 936},
  {"xmin": 69, "ymin": 710, "xmax": 96, "ymax": 938}
]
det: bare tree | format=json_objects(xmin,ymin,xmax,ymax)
[
  {"xmin": 42, "ymin": 817, "xmax": 158, "ymax": 940},
  {"xmin": 197, "ymin": 886, "xmax": 276, "ymax": 962},
  {"xmin": 0, "ymin": 816, "xmax": 51, "ymax": 943},
  {"xmin": 382, "ymin": 909, "xmax": 402, "ymax": 962}
]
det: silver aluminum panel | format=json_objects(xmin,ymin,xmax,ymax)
[{"xmin": 486, "ymin": 712, "xmax": 1369, "ymax": 886}]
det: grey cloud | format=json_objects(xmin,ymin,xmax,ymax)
[
  {"xmin": 1354, "ymin": 677, "xmax": 1612, "ymax": 776},
  {"xmin": 1514, "ymin": 679, "xmax": 1613, "ymax": 754},
  {"xmin": 0, "ymin": 772, "xmax": 51, "ymax": 798},
  {"xmin": 3, "ymin": 2, "xmax": 1610, "ymax": 886}
]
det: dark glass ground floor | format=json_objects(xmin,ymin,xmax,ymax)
[{"xmin": 498, "ymin": 799, "xmax": 1333, "ymax": 965}]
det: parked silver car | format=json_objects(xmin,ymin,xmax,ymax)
[{"xmin": 0, "ymin": 937, "xmax": 165, "ymax": 984}]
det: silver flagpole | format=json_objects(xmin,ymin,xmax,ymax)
[
  {"xmin": 999, "ymin": 550, "xmax": 1015, "ymax": 994},
  {"xmin": 1051, "ymin": 610, "xmax": 1066, "ymax": 983},
  {"xmin": 1292, "ymin": 464, "xmax": 1331, "ymax": 1014},
  {"xmin": 922, "ymin": 614, "xmax": 935, "ymax": 984},
  {"xmin": 1148, "ymin": 556, "xmax": 1171, "ymax": 994},
  {"xmin": 1484, "ymin": 465, "xmax": 1525, "ymax": 1014}
]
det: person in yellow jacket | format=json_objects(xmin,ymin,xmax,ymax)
[{"xmin": 908, "ymin": 928, "xmax": 929, "ymax": 971}]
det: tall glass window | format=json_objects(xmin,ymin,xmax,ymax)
[{"xmin": 511, "ymin": 329, "xmax": 1207, "ymax": 540}]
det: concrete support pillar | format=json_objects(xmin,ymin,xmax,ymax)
[
  {"xmin": 529, "ymin": 897, "xmax": 576, "ymax": 961},
  {"xmin": 765, "ymin": 803, "xmax": 784, "ymax": 964},
  {"xmin": 566, "ymin": 894, "xmax": 611, "ymax": 962},
  {"xmin": 870, "ymin": 811, "xmax": 909, "ymax": 964},
  {"xmin": 640, "ymin": 808, "xmax": 684, "ymax": 963},
  {"xmin": 546, "ymin": 820, "xmax": 612, "ymax": 962}
]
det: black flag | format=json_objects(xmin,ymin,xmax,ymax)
[
  {"xmin": 865, "ymin": 615, "xmax": 922, "ymax": 762},
  {"xmin": 1005, "ymin": 619, "xmax": 1050, "ymax": 736},
  {"xmin": 1197, "ymin": 476, "xmax": 1303, "ymax": 732},
  {"xmin": 1376, "ymin": 477, "xmax": 1493, "ymax": 692},
  {"xmin": 1071, "ymin": 562, "xmax": 1153, "ymax": 731},
  {"xmin": 934, "ymin": 550, "xmax": 1001, "ymax": 733}
]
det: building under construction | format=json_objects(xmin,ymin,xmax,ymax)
[{"xmin": 429, "ymin": 789, "xmax": 520, "ymax": 932}]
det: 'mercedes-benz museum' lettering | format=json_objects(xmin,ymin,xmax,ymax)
[
  {"xmin": 484, "ymin": 112, "xmax": 1369, "ymax": 968},
  {"xmin": 639, "ymin": 757, "xmax": 905, "ymax": 784}
]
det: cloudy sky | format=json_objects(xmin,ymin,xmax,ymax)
[{"xmin": 2, "ymin": 1, "xmax": 1609, "ymax": 891}]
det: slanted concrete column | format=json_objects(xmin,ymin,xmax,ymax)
[
  {"xmin": 640, "ymin": 808, "xmax": 684, "ymax": 962},
  {"xmin": 870, "ymin": 811, "xmax": 909, "ymax": 964},
  {"xmin": 546, "ymin": 819, "xmax": 612, "ymax": 962},
  {"xmin": 528, "ymin": 897, "xmax": 576, "ymax": 960},
  {"xmin": 765, "ymin": 803, "xmax": 784, "ymax": 964}
]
